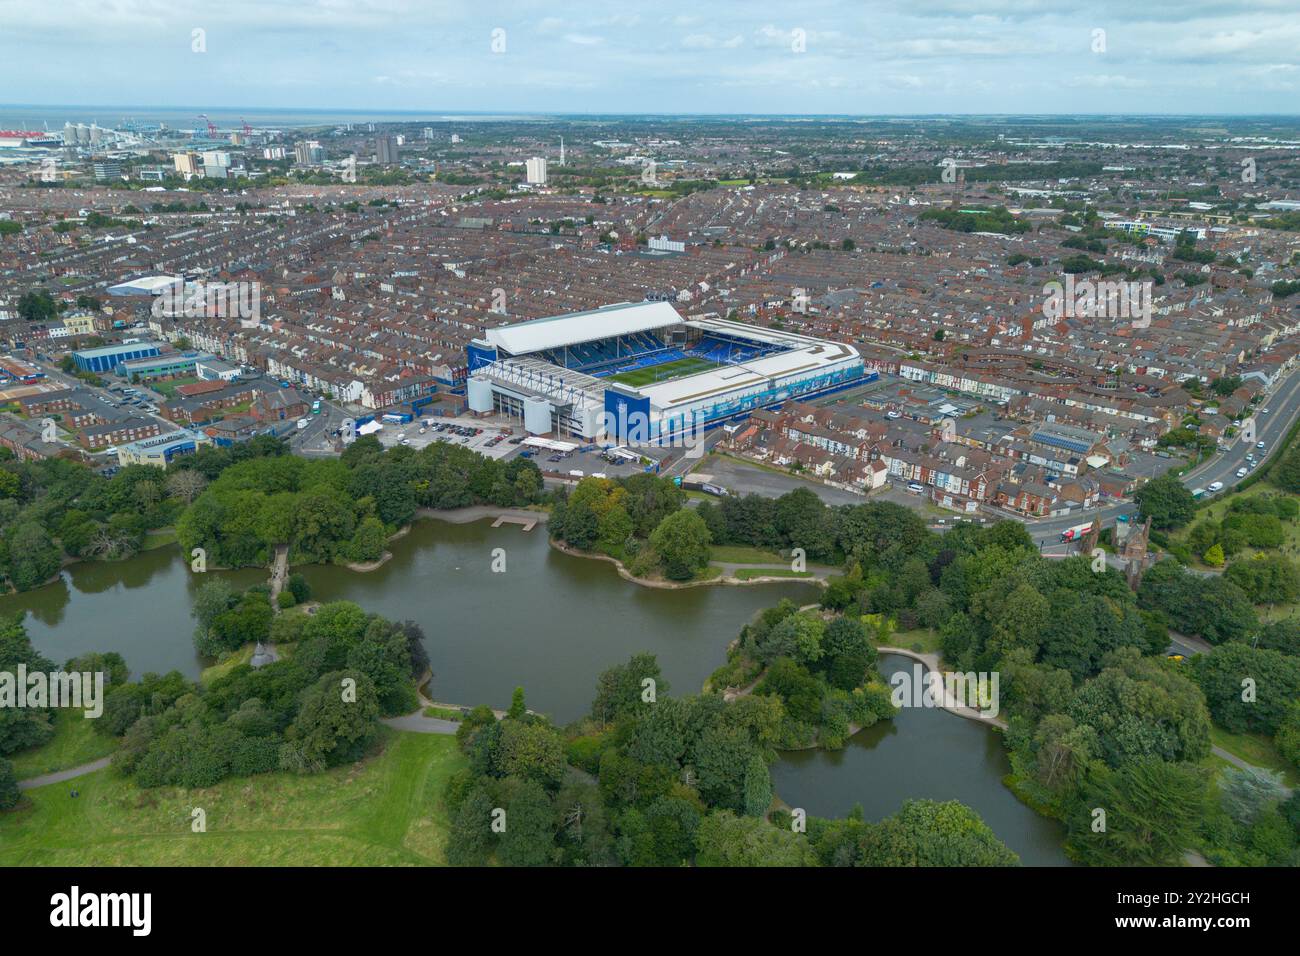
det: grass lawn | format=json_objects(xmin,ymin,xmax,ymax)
[
  {"xmin": 0, "ymin": 727, "xmax": 466, "ymax": 866},
  {"xmin": 199, "ymin": 645, "xmax": 256, "ymax": 685},
  {"xmin": 1172, "ymin": 479, "xmax": 1300, "ymax": 568},
  {"xmin": 8, "ymin": 710, "xmax": 117, "ymax": 781},
  {"xmin": 885, "ymin": 627, "xmax": 945, "ymax": 656},
  {"xmin": 141, "ymin": 528, "xmax": 178, "ymax": 551},
  {"xmin": 200, "ymin": 642, "xmax": 296, "ymax": 686},
  {"xmin": 1210, "ymin": 725, "xmax": 1300, "ymax": 788},
  {"xmin": 734, "ymin": 568, "xmax": 812, "ymax": 581},
  {"xmin": 607, "ymin": 356, "xmax": 719, "ymax": 387},
  {"xmin": 147, "ymin": 377, "xmax": 200, "ymax": 399},
  {"xmin": 708, "ymin": 544, "xmax": 787, "ymax": 565},
  {"xmin": 422, "ymin": 706, "xmax": 464, "ymax": 722}
]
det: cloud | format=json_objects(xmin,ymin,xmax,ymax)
[
  {"xmin": 0, "ymin": 0, "xmax": 1294, "ymax": 113},
  {"xmin": 1063, "ymin": 74, "xmax": 1149, "ymax": 89}
]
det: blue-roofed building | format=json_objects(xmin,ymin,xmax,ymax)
[
  {"xmin": 73, "ymin": 341, "xmax": 163, "ymax": 374},
  {"xmin": 115, "ymin": 428, "xmax": 211, "ymax": 468},
  {"xmin": 1029, "ymin": 423, "xmax": 1101, "ymax": 456}
]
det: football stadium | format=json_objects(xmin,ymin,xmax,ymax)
[{"xmin": 465, "ymin": 301, "xmax": 870, "ymax": 445}]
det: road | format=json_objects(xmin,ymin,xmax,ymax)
[
  {"xmin": 1182, "ymin": 367, "xmax": 1300, "ymax": 492},
  {"xmin": 287, "ymin": 399, "xmax": 350, "ymax": 455},
  {"xmin": 1016, "ymin": 366, "xmax": 1300, "ymax": 545}
]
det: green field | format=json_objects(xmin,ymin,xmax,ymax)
[
  {"xmin": 8, "ymin": 710, "xmax": 117, "ymax": 780},
  {"xmin": 734, "ymin": 568, "xmax": 812, "ymax": 581},
  {"xmin": 884, "ymin": 627, "xmax": 945, "ymax": 656},
  {"xmin": 708, "ymin": 544, "xmax": 787, "ymax": 564},
  {"xmin": 607, "ymin": 356, "xmax": 719, "ymax": 387},
  {"xmin": 1211, "ymin": 725, "xmax": 1300, "ymax": 788},
  {"xmin": 0, "ymin": 728, "xmax": 466, "ymax": 866},
  {"xmin": 146, "ymin": 376, "xmax": 201, "ymax": 398}
]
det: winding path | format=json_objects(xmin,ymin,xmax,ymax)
[
  {"xmin": 380, "ymin": 713, "xmax": 460, "ymax": 735},
  {"xmin": 17, "ymin": 756, "xmax": 111, "ymax": 791}
]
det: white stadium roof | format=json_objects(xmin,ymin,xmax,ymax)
[
  {"xmin": 485, "ymin": 301, "xmax": 684, "ymax": 356},
  {"xmin": 106, "ymin": 275, "xmax": 182, "ymax": 296},
  {"xmin": 636, "ymin": 318, "xmax": 860, "ymax": 410}
]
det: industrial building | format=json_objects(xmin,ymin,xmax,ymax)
[{"xmin": 72, "ymin": 341, "xmax": 162, "ymax": 374}]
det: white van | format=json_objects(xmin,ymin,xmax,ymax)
[
  {"xmin": 1208, "ymin": 481, "xmax": 1224, "ymax": 493},
  {"xmin": 296, "ymin": 419, "xmax": 308, "ymax": 430}
]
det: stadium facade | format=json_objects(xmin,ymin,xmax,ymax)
[{"xmin": 465, "ymin": 301, "xmax": 871, "ymax": 444}]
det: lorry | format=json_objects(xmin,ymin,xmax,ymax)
[
  {"xmin": 296, "ymin": 419, "xmax": 308, "ymax": 430},
  {"xmin": 1059, "ymin": 523, "xmax": 1094, "ymax": 543}
]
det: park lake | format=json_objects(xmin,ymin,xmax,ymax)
[{"xmin": 0, "ymin": 516, "xmax": 1070, "ymax": 865}]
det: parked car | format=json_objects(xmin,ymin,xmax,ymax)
[{"xmin": 1236, "ymin": 467, "xmax": 1248, "ymax": 479}]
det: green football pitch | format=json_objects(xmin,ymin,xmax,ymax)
[{"xmin": 607, "ymin": 356, "xmax": 720, "ymax": 387}]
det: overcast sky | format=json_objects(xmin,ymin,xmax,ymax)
[{"xmin": 1, "ymin": 0, "xmax": 1297, "ymax": 115}]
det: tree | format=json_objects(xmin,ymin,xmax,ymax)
[
  {"xmin": 495, "ymin": 720, "xmax": 566, "ymax": 788},
  {"xmin": 695, "ymin": 810, "xmax": 818, "ymax": 866},
  {"xmin": 773, "ymin": 487, "xmax": 835, "ymax": 559},
  {"xmin": 1276, "ymin": 701, "xmax": 1300, "ymax": 771},
  {"xmin": 16, "ymin": 290, "xmax": 58, "ymax": 323},
  {"xmin": 1067, "ymin": 759, "xmax": 1209, "ymax": 866},
  {"xmin": 694, "ymin": 723, "xmax": 762, "ymax": 811},
  {"xmin": 191, "ymin": 578, "xmax": 235, "ymax": 656},
  {"xmin": 591, "ymin": 653, "xmax": 665, "ymax": 727},
  {"xmin": 507, "ymin": 686, "xmax": 527, "ymax": 720},
  {"xmin": 1274, "ymin": 445, "xmax": 1300, "ymax": 494},
  {"xmin": 0, "ymin": 617, "xmax": 56, "ymax": 756},
  {"xmin": 756, "ymin": 658, "xmax": 824, "ymax": 724},
  {"xmin": 5, "ymin": 522, "xmax": 61, "ymax": 591},
  {"xmin": 554, "ymin": 779, "xmax": 614, "ymax": 865},
  {"xmin": 648, "ymin": 509, "xmax": 712, "ymax": 580},
  {"xmin": 445, "ymin": 785, "xmax": 496, "ymax": 865},
  {"xmin": 1067, "ymin": 647, "xmax": 1211, "ymax": 766},
  {"xmin": 596, "ymin": 505, "xmax": 633, "ymax": 554},
  {"xmin": 742, "ymin": 753, "xmax": 773, "ymax": 817},
  {"xmin": 0, "ymin": 757, "xmax": 18, "ymax": 810},
  {"xmin": 166, "ymin": 469, "xmax": 208, "ymax": 504},
  {"xmin": 561, "ymin": 498, "xmax": 599, "ymax": 550},
  {"xmin": 282, "ymin": 670, "xmax": 379, "ymax": 771},
  {"xmin": 1224, "ymin": 555, "xmax": 1300, "ymax": 605},
  {"xmin": 1219, "ymin": 767, "xmax": 1287, "ymax": 825},
  {"xmin": 858, "ymin": 799, "xmax": 1019, "ymax": 866},
  {"xmin": 818, "ymin": 616, "xmax": 876, "ymax": 691},
  {"xmin": 498, "ymin": 778, "xmax": 555, "ymax": 866},
  {"xmin": 1134, "ymin": 473, "xmax": 1196, "ymax": 530},
  {"xmin": 1194, "ymin": 643, "xmax": 1300, "ymax": 735}
]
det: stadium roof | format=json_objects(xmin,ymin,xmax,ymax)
[
  {"xmin": 107, "ymin": 275, "xmax": 182, "ymax": 296},
  {"xmin": 637, "ymin": 319, "xmax": 860, "ymax": 409},
  {"xmin": 485, "ymin": 301, "xmax": 684, "ymax": 356}
]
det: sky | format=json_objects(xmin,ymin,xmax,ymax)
[{"xmin": 1, "ymin": 0, "xmax": 1298, "ymax": 116}]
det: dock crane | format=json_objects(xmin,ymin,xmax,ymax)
[{"xmin": 197, "ymin": 113, "xmax": 217, "ymax": 138}]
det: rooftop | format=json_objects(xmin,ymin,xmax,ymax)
[{"xmin": 484, "ymin": 300, "xmax": 684, "ymax": 356}]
